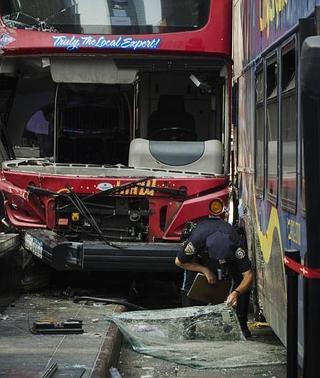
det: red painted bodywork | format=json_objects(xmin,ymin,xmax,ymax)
[
  {"xmin": 0, "ymin": 0, "xmax": 232, "ymax": 245},
  {"xmin": 0, "ymin": 0, "xmax": 231, "ymax": 57},
  {"xmin": 0, "ymin": 170, "xmax": 229, "ymax": 241}
]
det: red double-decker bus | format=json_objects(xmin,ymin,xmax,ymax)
[{"xmin": 0, "ymin": 0, "xmax": 232, "ymax": 273}]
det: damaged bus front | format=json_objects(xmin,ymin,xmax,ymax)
[{"xmin": 0, "ymin": 0, "xmax": 232, "ymax": 272}]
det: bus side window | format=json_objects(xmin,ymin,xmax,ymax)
[
  {"xmin": 255, "ymin": 68, "xmax": 265, "ymax": 195},
  {"xmin": 281, "ymin": 47, "xmax": 297, "ymax": 212},
  {"xmin": 266, "ymin": 57, "xmax": 278, "ymax": 202}
]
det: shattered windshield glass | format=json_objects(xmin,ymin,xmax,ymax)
[
  {"xmin": 107, "ymin": 304, "xmax": 287, "ymax": 369},
  {"xmin": 1, "ymin": 0, "xmax": 210, "ymax": 34}
]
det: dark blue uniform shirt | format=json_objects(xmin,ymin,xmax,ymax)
[{"xmin": 177, "ymin": 218, "xmax": 251, "ymax": 289}]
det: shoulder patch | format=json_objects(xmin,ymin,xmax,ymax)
[
  {"xmin": 235, "ymin": 248, "xmax": 246, "ymax": 259},
  {"xmin": 184, "ymin": 242, "xmax": 196, "ymax": 256}
]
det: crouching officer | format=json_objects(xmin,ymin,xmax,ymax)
[{"xmin": 175, "ymin": 217, "xmax": 253, "ymax": 337}]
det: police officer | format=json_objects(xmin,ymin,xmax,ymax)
[{"xmin": 175, "ymin": 217, "xmax": 253, "ymax": 337}]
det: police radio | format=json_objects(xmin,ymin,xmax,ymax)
[
  {"xmin": 216, "ymin": 260, "xmax": 230, "ymax": 281},
  {"xmin": 217, "ymin": 268, "xmax": 224, "ymax": 280}
]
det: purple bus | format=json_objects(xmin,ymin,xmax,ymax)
[{"xmin": 233, "ymin": 1, "xmax": 320, "ymax": 376}]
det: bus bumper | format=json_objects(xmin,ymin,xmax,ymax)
[{"xmin": 23, "ymin": 229, "xmax": 180, "ymax": 272}]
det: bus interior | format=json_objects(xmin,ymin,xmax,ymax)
[{"xmin": 1, "ymin": 56, "xmax": 228, "ymax": 173}]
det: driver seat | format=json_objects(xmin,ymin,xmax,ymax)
[{"xmin": 148, "ymin": 95, "xmax": 196, "ymax": 141}]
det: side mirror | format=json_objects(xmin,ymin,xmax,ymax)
[{"xmin": 189, "ymin": 74, "xmax": 214, "ymax": 94}]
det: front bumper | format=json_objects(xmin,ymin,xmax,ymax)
[{"xmin": 23, "ymin": 229, "xmax": 180, "ymax": 272}]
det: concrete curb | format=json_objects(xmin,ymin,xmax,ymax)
[{"xmin": 91, "ymin": 305, "xmax": 126, "ymax": 378}]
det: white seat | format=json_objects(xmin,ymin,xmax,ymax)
[{"xmin": 128, "ymin": 138, "xmax": 223, "ymax": 175}]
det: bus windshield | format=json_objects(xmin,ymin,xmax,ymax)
[{"xmin": 1, "ymin": 0, "xmax": 210, "ymax": 34}]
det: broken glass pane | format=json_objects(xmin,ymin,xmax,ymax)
[{"xmin": 107, "ymin": 304, "xmax": 286, "ymax": 369}]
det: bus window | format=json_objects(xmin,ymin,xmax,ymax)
[
  {"xmin": 266, "ymin": 58, "xmax": 278, "ymax": 201},
  {"xmin": 23, "ymin": 105, "xmax": 54, "ymax": 158},
  {"xmin": 302, "ymin": 134, "xmax": 305, "ymax": 214},
  {"xmin": 281, "ymin": 48, "xmax": 297, "ymax": 212},
  {"xmin": 2, "ymin": 0, "xmax": 210, "ymax": 35},
  {"xmin": 56, "ymin": 83, "xmax": 132, "ymax": 165},
  {"xmin": 140, "ymin": 71, "xmax": 221, "ymax": 142},
  {"xmin": 255, "ymin": 69, "xmax": 265, "ymax": 194},
  {"xmin": 7, "ymin": 76, "xmax": 56, "ymax": 159}
]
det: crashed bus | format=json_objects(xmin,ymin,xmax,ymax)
[
  {"xmin": 233, "ymin": 0, "xmax": 320, "ymax": 375},
  {"xmin": 0, "ymin": 0, "xmax": 232, "ymax": 273}
]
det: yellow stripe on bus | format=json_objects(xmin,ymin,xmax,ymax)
[{"xmin": 254, "ymin": 195, "xmax": 283, "ymax": 264}]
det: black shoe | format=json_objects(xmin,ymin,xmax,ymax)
[{"xmin": 240, "ymin": 323, "xmax": 252, "ymax": 338}]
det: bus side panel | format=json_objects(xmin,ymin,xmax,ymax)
[{"xmin": 237, "ymin": 67, "xmax": 287, "ymax": 345}]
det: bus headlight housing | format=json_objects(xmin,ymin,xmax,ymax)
[{"xmin": 209, "ymin": 199, "xmax": 224, "ymax": 215}]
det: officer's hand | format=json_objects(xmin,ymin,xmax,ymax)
[
  {"xmin": 203, "ymin": 268, "xmax": 216, "ymax": 284},
  {"xmin": 226, "ymin": 291, "xmax": 238, "ymax": 307}
]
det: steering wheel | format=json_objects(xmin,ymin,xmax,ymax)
[{"xmin": 149, "ymin": 126, "xmax": 196, "ymax": 141}]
